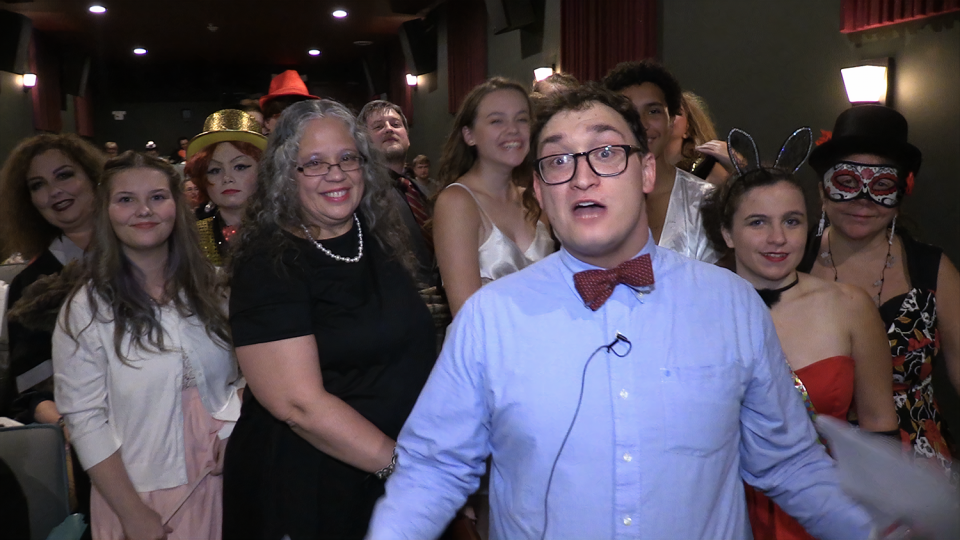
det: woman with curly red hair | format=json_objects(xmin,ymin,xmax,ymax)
[{"xmin": 184, "ymin": 110, "xmax": 267, "ymax": 265}]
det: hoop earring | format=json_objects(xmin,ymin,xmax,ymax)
[
  {"xmin": 889, "ymin": 215, "xmax": 897, "ymax": 245},
  {"xmin": 817, "ymin": 210, "xmax": 826, "ymax": 237}
]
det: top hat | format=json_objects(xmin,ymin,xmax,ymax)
[
  {"xmin": 259, "ymin": 70, "xmax": 320, "ymax": 110},
  {"xmin": 809, "ymin": 105, "xmax": 921, "ymax": 176},
  {"xmin": 186, "ymin": 109, "xmax": 267, "ymax": 159}
]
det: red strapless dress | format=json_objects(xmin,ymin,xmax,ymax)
[{"xmin": 745, "ymin": 355, "xmax": 855, "ymax": 540}]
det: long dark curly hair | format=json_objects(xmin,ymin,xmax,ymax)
[{"xmin": 0, "ymin": 133, "xmax": 104, "ymax": 260}]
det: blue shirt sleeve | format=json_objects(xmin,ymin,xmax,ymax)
[
  {"xmin": 367, "ymin": 296, "xmax": 492, "ymax": 540},
  {"xmin": 738, "ymin": 299, "xmax": 873, "ymax": 540}
]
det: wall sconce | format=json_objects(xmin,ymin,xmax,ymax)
[
  {"xmin": 841, "ymin": 60, "xmax": 890, "ymax": 104},
  {"xmin": 22, "ymin": 73, "xmax": 37, "ymax": 90},
  {"xmin": 533, "ymin": 67, "xmax": 554, "ymax": 82},
  {"xmin": 406, "ymin": 73, "xmax": 417, "ymax": 87}
]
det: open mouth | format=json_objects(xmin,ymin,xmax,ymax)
[
  {"xmin": 322, "ymin": 188, "xmax": 350, "ymax": 202},
  {"xmin": 572, "ymin": 200, "xmax": 606, "ymax": 218},
  {"xmin": 501, "ymin": 141, "xmax": 523, "ymax": 150},
  {"xmin": 51, "ymin": 199, "xmax": 74, "ymax": 211}
]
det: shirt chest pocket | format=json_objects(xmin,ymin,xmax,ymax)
[{"xmin": 660, "ymin": 364, "xmax": 741, "ymax": 457}]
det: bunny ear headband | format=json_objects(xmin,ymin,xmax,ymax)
[{"xmin": 726, "ymin": 126, "xmax": 814, "ymax": 177}]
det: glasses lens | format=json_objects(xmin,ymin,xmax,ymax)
[
  {"xmin": 341, "ymin": 155, "xmax": 362, "ymax": 172},
  {"xmin": 539, "ymin": 154, "xmax": 575, "ymax": 184},
  {"xmin": 587, "ymin": 146, "xmax": 628, "ymax": 176},
  {"xmin": 301, "ymin": 161, "xmax": 329, "ymax": 176}
]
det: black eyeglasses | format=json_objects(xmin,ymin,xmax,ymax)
[
  {"xmin": 536, "ymin": 145, "xmax": 644, "ymax": 185},
  {"xmin": 296, "ymin": 154, "xmax": 365, "ymax": 177}
]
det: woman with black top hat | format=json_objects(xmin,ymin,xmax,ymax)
[
  {"xmin": 801, "ymin": 104, "xmax": 959, "ymax": 481},
  {"xmin": 184, "ymin": 110, "xmax": 267, "ymax": 265}
]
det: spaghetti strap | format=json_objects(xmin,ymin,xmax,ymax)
[{"xmin": 446, "ymin": 182, "xmax": 493, "ymax": 227}]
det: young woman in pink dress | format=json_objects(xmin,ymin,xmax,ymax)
[{"xmin": 53, "ymin": 152, "xmax": 244, "ymax": 540}]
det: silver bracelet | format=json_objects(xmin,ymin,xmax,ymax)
[{"xmin": 374, "ymin": 449, "xmax": 398, "ymax": 481}]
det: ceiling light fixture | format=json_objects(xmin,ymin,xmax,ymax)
[
  {"xmin": 133, "ymin": 48, "xmax": 147, "ymax": 55},
  {"xmin": 88, "ymin": 5, "xmax": 107, "ymax": 14},
  {"xmin": 406, "ymin": 74, "xmax": 418, "ymax": 87},
  {"xmin": 22, "ymin": 73, "xmax": 37, "ymax": 90},
  {"xmin": 308, "ymin": 49, "xmax": 321, "ymax": 56},
  {"xmin": 332, "ymin": 9, "xmax": 348, "ymax": 18},
  {"xmin": 353, "ymin": 40, "xmax": 373, "ymax": 46}
]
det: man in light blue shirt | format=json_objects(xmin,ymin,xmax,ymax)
[{"xmin": 367, "ymin": 86, "xmax": 874, "ymax": 540}]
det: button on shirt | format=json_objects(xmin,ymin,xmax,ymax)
[{"xmin": 367, "ymin": 235, "xmax": 872, "ymax": 540}]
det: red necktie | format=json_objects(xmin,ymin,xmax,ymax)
[
  {"xmin": 573, "ymin": 254, "xmax": 655, "ymax": 311},
  {"xmin": 399, "ymin": 176, "xmax": 433, "ymax": 252}
]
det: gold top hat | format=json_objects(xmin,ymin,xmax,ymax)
[{"xmin": 186, "ymin": 109, "xmax": 267, "ymax": 159}]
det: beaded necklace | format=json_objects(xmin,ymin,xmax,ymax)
[
  {"xmin": 820, "ymin": 230, "xmax": 895, "ymax": 307},
  {"xmin": 300, "ymin": 214, "xmax": 363, "ymax": 263}
]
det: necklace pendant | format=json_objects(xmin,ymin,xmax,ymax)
[
  {"xmin": 819, "ymin": 251, "xmax": 833, "ymax": 265},
  {"xmin": 885, "ymin": 254, "xmax": 896, "ymax": 268},
  {"xmin": 873, "ymin": 278, "xmax": 883, "ymax": 287}
]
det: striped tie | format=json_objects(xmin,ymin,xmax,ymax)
[{"xmin": 399, "ymin": 176, "xmax": 434, "ymax": 252}]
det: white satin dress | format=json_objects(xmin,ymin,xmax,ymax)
[{"xmin": 447, "ymin": 183, "xmax": 555, "ymax": 285}]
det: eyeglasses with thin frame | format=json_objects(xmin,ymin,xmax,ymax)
[
  {"xmin": 296, "ymin": 154, "xmax": 365, "ymax": 177},
  {"xmin": 536, "ymin": 144, "xmax": 644, "ymax": 185}
]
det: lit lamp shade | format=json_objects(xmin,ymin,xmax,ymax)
[
  {"xmin": 841, "ymin": 65, "xmax": 887, "ymax": 104},
  {"xmin": 405, "ymin": 74, "xmax": 417, "ymax": 86},
  {"xmin": 22, "ymin": 73, "xmax": 37, "ymax": 88},
  {"xmin": 533, "ymin": 67, "xmax": 554, "ymax": 82}
]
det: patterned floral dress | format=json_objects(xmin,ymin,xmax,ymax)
[{"xmin": 878, "ymin": 234, "xmax": 956, "ymax": 481}]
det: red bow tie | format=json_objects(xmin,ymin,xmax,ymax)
[{"xmin": 573, "ymin": 254, "xmax": 655, "ymax": 311}]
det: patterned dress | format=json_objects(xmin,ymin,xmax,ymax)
[
  {"xmin": 801, "ymin": 232, "xmax": 955, "ymax": 482},
  {"xmin": 878, "ymin": 234, "xmax": 955, "ymax": 481}
]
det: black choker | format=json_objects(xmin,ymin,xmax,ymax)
[{"xmin": 756, "ymin": 275, "xmax": 799, "ymax": 308}]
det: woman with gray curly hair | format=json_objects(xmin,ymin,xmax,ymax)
[{"xmin": 221, "ymin": 99, "xmax": 436, "ymax": 539}]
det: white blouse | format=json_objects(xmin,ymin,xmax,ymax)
[{"xmin": 53, "ymin": 284, "xmax": 244, "ymax": 492}]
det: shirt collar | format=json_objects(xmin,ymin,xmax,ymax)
[{"xmin": 558, "ymin": 232, "xmax": 659, "ymax": 306}]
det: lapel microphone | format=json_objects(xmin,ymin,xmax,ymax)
[{"xmin": 607, "ymin": 332, "xmax": 632, "ymax": 357}]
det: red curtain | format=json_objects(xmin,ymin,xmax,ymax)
[
  {"xmin": 28, "ymin": 30, "xmax": 62, "ymax": 133},
  {"xmin": 561, "ymin": 0, "xmax": 657, "ymax": 83},
  {"xmin": 74, "ymin": 94, "xmax": 94, "ymax": 138},
  {"xmin": 447, "ymin": 0, "xmax": 487, "ymax": 114},
  {"xmin": 841, "ymin": 0, "xmax": 960, "ymax": 32}
]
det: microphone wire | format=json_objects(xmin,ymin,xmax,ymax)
[{"xmin": 539, "ymin": 334, "xmax": 631, "ymax": 540}]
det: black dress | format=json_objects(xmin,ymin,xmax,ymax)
[{"xmin": 223, "ymin": 217, "xmax": 436, "ymax": 540}]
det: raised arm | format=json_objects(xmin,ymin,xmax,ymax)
[
  {"xmin": 841, "ymin": 283, "xmax": 899, "ymax": 432},
  {"xmin": 936, "ymin": 255, "xmax": 960, "ymax": 392},
  {"xmin": 235, "ymin": 336, "xmax": 394, "ymax": 473},
  {"xmin": 433, "ymin": 184, "xmax": 484, "ymax": 316}
]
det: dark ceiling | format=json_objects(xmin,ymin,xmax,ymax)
[{"xmin": 2, "ymin": 0, "xmax": 440, "ymax": 103}]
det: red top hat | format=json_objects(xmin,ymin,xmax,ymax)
[{"xmin": 259, "ymin": 70, "xmax": 320, "ymax": 109}]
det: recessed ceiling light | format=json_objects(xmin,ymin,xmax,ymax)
[
  {"xmin": 332, "ymin": 10, "xmax": 348, "ymax": 18},
  {"xmin": 88, "ymin": 5, "xmax": 107, "ymax": 14},
  {"xmin": 308, "ymin": 49, "xmax": 321, "ymax": 56},
  {"xmin": 133, "ymin": 48, "xmax": 147, "ymax": 55}
]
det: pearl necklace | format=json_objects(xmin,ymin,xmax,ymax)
[{"xmin": 300, "ymin": 214, "xmax": 363, "ymax": 263}]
